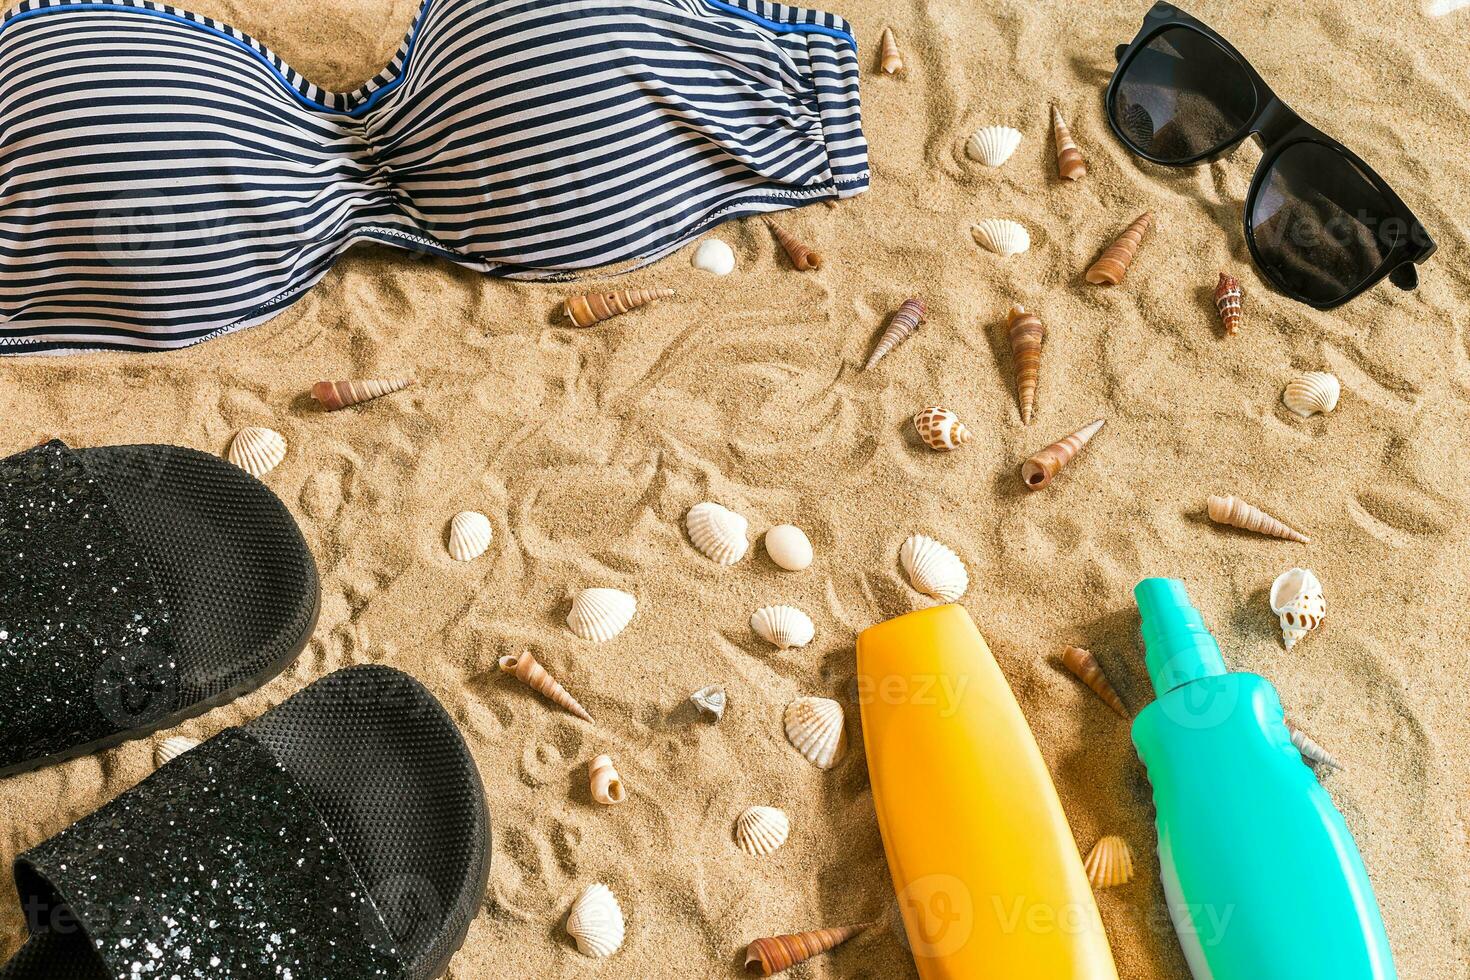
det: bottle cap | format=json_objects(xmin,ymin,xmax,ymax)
[{"xmin": 1135, "ymin": 578, "xmax": 1228, "ymax": 695}]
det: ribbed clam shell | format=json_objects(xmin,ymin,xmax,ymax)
[
  {"xmin": 971, "ymin": 219, "xmax": 1030, "ymax": 257},
  {"xmin": 226, "ymin": 426, "xmax": 286, "ymax": 477},
  {"xmin": 690, "ymin": 684, "xmax": 727, "ymax": 721},
  {"xmin": 784, "ymin": 696, "xmax": 847, "ymax": 769},
  {"xmin": 751, "ymin": 605, "xmax": 815, "ymax": 649},
  {"xmin": 1282, "ymin": 372, "xmax": 1341, "ymax": 418},
  {"xmin": 155, "ymin": 736, "xmax": 200, "ymax": 768},
  {"xmin": 734, "ymin": 806, "xmax": 790, "ymax": 856},
  {"xmin": 566, "ymin": 883, "xmax": 625, "ymax": 958},
  {"xmin": 1270, "ymin": 568, "xmax": 1326, "ymax": 651},
  {"xmin": 567, "ymin": 588, "xmax": 637, "ymax": 642},
  {"xmin": 1084, "ymin": 835, "xmax": 1134, "ymax": 888},
  {"xmin": 446, "ymin": 510, "xmax": 492, "ymax": 561},
  {"xmin": 966, "ymin": 125, "xmax": 1022, "ymax": 167},
  {"xmin": 900, "ymin": 534, "xmax": 968, "ymax": 602},
  {"xmin": 685, "ymin": 501, "xmax": 749, "ymax": 565},
  {"xmin": 692, "ymin": 238, "xmax": 736, "ymax": 275}
]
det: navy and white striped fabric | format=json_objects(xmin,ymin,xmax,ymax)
[{"xmin": 0, "ymin": 0, "xmax": 867, "ymax": 352}]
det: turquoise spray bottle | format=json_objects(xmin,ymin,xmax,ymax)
[{"xmin": 1130, "ymin": 578, "xmax": 1397, "ymax": 980}]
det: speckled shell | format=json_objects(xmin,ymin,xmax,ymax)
[
  {"xmin": 566, "ymin": 883, "xmax": 625, "ymax": 958},
  {"xmin": 784, "ymin": 696, "xmax": 847, "ymax": 769},
  {"xmin": 751, "ymin": 604, "xmax": 815, "ymax": 649},
  {"xmin": 446, "ymin": 510, "xmax": 492, "ymax": 561},
  {"xmin": 1084, "ymin": 835, "xmax": 1134, "ymax": 888},
  {"xmin": 1270, "ymin": 567, "xmax": 1326, "ymax": 651},
  {"xmin": 900, "ymin": 534, "xmax": 968, "ymax": 602},
  {"xmin": 690, "ymin": 684, "xmax": 727, "ymax": 721},
  {"xmin": 734, "ymin": 806, "xmax": 790, "ymax": 856},
  {"xmin": 589, "ymin": 754, "xmax": 626, "ymax": 805},
  {"xmin": 971, "ymin": 218, "xmax": 1030, "ymax": 257},
  {"xmin": 1283, "ymin": 372, "xmax": 1341, "ymax": 418},
  {"xmin": 685, "ymin": 501, "xmax": 750, "ymax": 565},
  {"xmin": 966, "ymin": 126, "xmax": 1023, "ymax": 167},
  {"xmin": 913, "ymin": 407, "xmax": 973, "ymax": 451},
  {"xmin": 1215, "ymin": 273, "xmax": 1243, "ymax": 336},
  {"xmin": 764, "ymin": 525, "xmax": 813, "ymax": 571},
  {"xmin": 155, "ymin": 736, "xmax": 200, "ymax": 768},
  {"xmin": 692, "ymin": 238, "xmax": 736, "ymax": 275},
  {"xmin": 567, "ymin": 588, "xmax": 637, "ymax": 642},
  {"xmin": 226, "ymin": 426, "xmax": 286, "ymax": 477}
]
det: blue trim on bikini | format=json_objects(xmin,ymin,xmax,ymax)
[{"xmin": 700, "ymin": 0, "xmax": 856, "ymax": 46}]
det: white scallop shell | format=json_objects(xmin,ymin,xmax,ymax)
[
  {"xmin": 692, "ymin": 238, "xmax": 736, "ymax": 275},
  {"xmin": 156, "ymin": 736, "xmax": 199, "ymax": 768},
  {"xmin": 764, "ymin": 524, "xmax": 813, "ymax": 571},
  {"xmin": 1270, "ymin": 567, "xmax": 1326, "ymax": 651},
  {"xmin": 690, "ymin": 684, "xmax": 727, "ymax": 721},
  {"xmin": 685, "ymin": 501, "xmax": 749, "ymax": 565},
  {"xmin": 1282, "ymin": 372, "xmax": 1340, "ymax": 418},
  {"xmin": 446, "ymin": 510, "xmax": 492, "ymax": 561},
  {"xmin": 227, "ymin": 426, "xmax": 286, "ymax": 477},
  {"xmin": 734, "ymin": 806, "xmax": 791, "ymax": 856},
  {"xmin": 900, "ymin": 534, "xmax": 968, "ymax": 602},
  {"xmin": 566, "ymin": 883, "xmax": 625, "ymax": 958},
  {"xmin": 751, "ymin": 604, "xmax": 815, "ymax": 649},
  {"xmin": 784, "ymin": 696, "xmax": 847, "ymax": 769},
  {"xmin": 970, "ymin": 218, "xmax": 1030, "ymax": 257},
  {"xmin": 567, "ymin": 588, "xmax": 637, "ymax": 642},
  {"xmin": 966, "ymin": 126, "xmax": 1023, "ymax": 167}
]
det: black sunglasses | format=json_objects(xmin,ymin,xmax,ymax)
[{"xmin": 1106, "ymin": 3, "xmax": 1435, "ymax": 309}]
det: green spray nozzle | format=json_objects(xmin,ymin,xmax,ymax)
[{"xmin": 1135, "ymin": 578, "xmax": 1228, "ymax": 696}]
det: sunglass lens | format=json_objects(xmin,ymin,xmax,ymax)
[
  {"xmin": 1111, "ymin": 27, "xmax": 1256, "ymax": 162},
  {"xmin": 1249, "ymin": 143, "xmax": 1397, "ymax": 305}
]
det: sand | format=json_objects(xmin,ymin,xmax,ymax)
[{"xmin": 3, "ymin": 0, "xmax": 1469, "ymax": 977}]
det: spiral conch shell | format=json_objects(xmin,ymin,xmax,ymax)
[
  {"xmin": 563, "ymin": 288, "xmax": 674, "ymax": 328},
  {"xmin": 766, "ymin": 218, "xmax": 822, "ymax": 271},
  {"xmin": 1206, "ymin": 495, "xmax": 1309, "ymax": 544},
  {"xmin": 1270, "ymin": 567, "xmax": 1326, "ymax": 651},
  {"xmin": 1060, "ymin": 646, "xmax": 1128, "ymax": 719},
  {"xmin": 685, "ymin": 501, "xmax": 749, "ymax": 565},
  {"xmin": 1283, "ymin": 372, "xmax": 1341, "ymax": 418},
  {"xmin": 971, "ymin": 218, "xmax": 1030, "ymax": 257},
  {"xmin": 751, "ymin": 605, "xmax": 815, "ymax": 649},
  {"xmin": 865, "ymin": 298, "xmax": 927, "ymax": 369},
  {"xmin": 1289, "ymin": 725, "xmax": 1344, "ymax": 771},
  {"xmin": 226, "ymin": 426, "xmax": 286, "ymax": 477},
  {"xmin": 589, "ymin": 754, "xmax": 626, "ymax": 805},
  {"xmin": 1021, "ymin": 419, "xmax": 1104, "ymax": 490},
  {"xmin": 900, "ymin": 534, "xmax": 968, "ymax": 602},
  {"xmin": 311, "ymin": 378, "xmax": 412, "ymax": 411},
  {"xmin": 1007, "ymin": 305, "xmax": 1046, "ymax": 425},
  {"xmin": 966, "ymin": 126, "xmax": 1022, "ymax": 168},
  {"xmin": 913, "ymin": 406, "xmax": 973, "ymax": 451},
  {"xmin": 155, "ymin": 736, "xmax": 199, "ymax": 768},
  {"xmin": 1084, "ymin": 836, "xmax": 1134, "ymax": 888},
  {"xmin": 745, "ymin": 923, "xmax": 870, "ymax": 976},
  {"xmin": 734, "ymin": 806, "xmax": 790, "ymax": 856},
  {"xmin": 784, "ymin": 697, "xmax": 847, "ymax": 769},
  {"xmin": 1086, "ymin": 212, "xmax": 1152, "ymax": 285},
  {"xmin": 878, "ymin": 26, "xmax": 904, "ymax": 74},
  {"xmin": 446, "ymin": 510, "xmax": 492, "ymax": 561},
  {"xmin": 1052, "ymin": 105, "xmax": 1087, "ymax": 181},
  {"xmin": 568, "ymin": 588, "xmax": 637, "ymax": 642},
  {"xmin": 499, "ymin": 652, "xmax": 593, "ymax": 722},
  {"xmin": 566, "ymin": 883, "xmax": 625, "ymax": 958},
  {"xmin": 1214, "ymin": 273, "xmax": 1243, "ymax": 336}
]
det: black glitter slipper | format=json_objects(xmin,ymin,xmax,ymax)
[
  {"xmin": 0, "ymin": 439, "xmax": 319, "ymax": 779},
  {"xmin": 0, "ymin": 665, "xmax": 490, "ymax": 980}
]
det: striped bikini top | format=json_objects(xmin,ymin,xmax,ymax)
[{"xmin": 0, "ymin": 0, "xmax": 868, "ymax": 352}]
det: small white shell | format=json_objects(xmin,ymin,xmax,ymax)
[
  {"xmin": 227, "ymin": 426, "xmax": 286, "ymax": 477},
  {"xmin": 1282, "ymin": 372, "xmax": 1341, "ymax": 418},
  {"xmin": 971, "ymin": 218, "xmax": 1030, "ymax": 257},
  {"xmin": 900, "ymin": 534, "xmax": 968, "ymax": 603},
  {"xmin": 966, "ymin": 126, "xmax": 1023, "ymax": 167},
  {"xmin": 751, "ymin": 604, "xmax": 815, "ymax": 649},
  {"xmin": 567, "ymin": 588, "xmax": 637, "ymax": 642},
  {"xmin": 1270, "ymin": 568, "xmax": 1326, "ymax": 651},
  {"xmin": 784, "ymin": 696, "xmax": 847, "ymax": 769},
  {"xmin": 589, "ymin": 754, "xmax": 626, "ymax": 805},
  {"xmin": 692, "ymin": 238, "xmax": 736, "ymax": 275},
  {"xmin": 566, "ymin": 883, "xmax": 625, "ymax": 958},
  {"xmin": 764, "ymin": 524, "xmax": 813, "ymax": 571},
  {"xmin": 1423, "ymin": 0, "xmax": 1470, "ymax": 17},
  {"xmin": 156, "ymin": 736, "xmax": 199, "ymax": 768},
  {"xmin": 690, "ymin": 684, "xmax": 727, "ymax": 721},
  {"xmin": 734, "ymin": 806, "xmax": 791, "ymax": 856},
  {"xmin": 446, "ymin": 510, "xmax": 492, "ymax": 561},
  {"xmin": 685, "ymin": 501, "xmax": 749, "ymax": 565}
]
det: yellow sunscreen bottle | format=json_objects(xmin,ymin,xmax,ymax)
[{"xmin": 857, "ymin": 604, "xmax": 1119, "ymax": 979}]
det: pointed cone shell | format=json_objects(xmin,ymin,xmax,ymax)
[
  {"xmin": 1270, "ymin": 567, "xmax": 1326, "ymax": 651},
  {"xmin": 966, "ymin": 126, "xmax": 1023, "ymax": 167},
  {"xmin": 1086, "ymin": 212, "xmax": 1152, "ymax": 285},
  {"xmin": 156, "ymin": 735, "xmax": 199, "ymax": 768},
  {"xmin": 563, "ymin": 288, "xmax": 674, "ymax": 328},
  {"xmin": 1289, "ymin": 725, "xmax": 1344, "ymax": 771},
  {"xmin": 766, "ymin": 218, "xmax": 822, "ymax": 271},
  {"xmin": 971, "ymin": 218, "xmax": 1030, "ymax": 257},
  {"xmin": 1283, "ymin": 372, "xmax": 1341, "ymax": 418},
  {"xmin": 1060, "ymin": 646, "xmax": 1128, "ymax": 718},
  {"xmin": 690, "ymin": 684, "xmax": 727, "ymax": 721},
  {"xmin": 499, "ymin": 652, "xmax": 593, "ymax": 721},
  {"xmin": 734, "ymin": 806, "xmax": 790, "ymax": 856},
  {"xmin": 865, "ymin": 298, "xmax": 927, "ymax": 369},
  {"xmin": 1052, "ymin": 105, "xmax": 1087, "ymax": 180},
  {"xmin": 567, "ymin": 588, "xmax": 637, "ymax": 642},
  {"xmin": 312, "ymin": 378, "xmax": 412, "ymax": 411},
  {"xmin": 913, "ymin": 406, "xmax": 973, "ymax": 451},
  {"xmin": 1206, "ymin": 495, "xmax": 1310, "ymax": 543},
  {"xmin": 1214, "ymin": 273, "xmax": 1244, "ymax": 336},
  {"xmin": 446, "ymin": 510, "xmax": 492, "ymax": 561},
  {"xmin": 879, "ymin": 26, "xmax": 903, "ymax": 74},
  {"xmin": 1021, "ymin": 419, "xmax": 1104, "ymax": 490},
  {"xmin": 566, "ymin": 883, "xmax": 625, "ymax": 958},
  {"xmin": 685, "ymin": 501, "xmax": 750, "ymax": 565},
  {"xmin": 589, "ymin": 754, "xmax": 626, "ymax": 805},
  {"xmin": 745, "ymin": 924, "xmax": 870, "ymax": 976},
  {"xmin": 751, "ymin": 605, "xmax": 815, "ymax": 649},
  {"xmin": 1084, "ymin": 835, "xmax": 1134, "ymax": 888},
  {"xmin": 1007, "ymin": 305, "xmax": 1046, "ymax": 425},
  {"xmin": 227, "ymin": 426, "xmax": 286, "ymax": 478},
  {"xmin": 784, "ymin": 696, "xmax": 847, "ymax": 769},
  {"xmin": 900, "ymin": 534, "xmax": 968, "ymax": 602}
]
